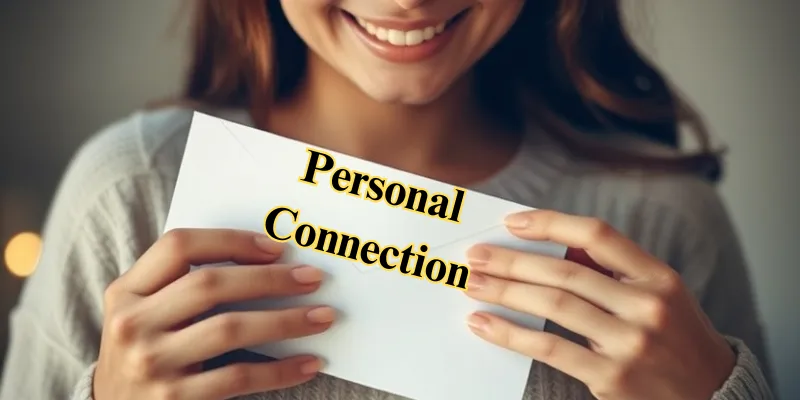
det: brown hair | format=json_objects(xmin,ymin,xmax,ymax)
[{"xmin": 180, "ymin": 0, "xmax": 723, "ymax": 181}]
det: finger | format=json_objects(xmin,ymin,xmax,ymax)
[
  {"xmin": 504, "ymin": 210, "xmax": 668, "ymax": 280},
  {"xmin": 138, "ymin": 264, "xmax": 324, "ymax": 330},
  {"xmin": 174, "ymin": 355, "xmax": 322, "ymax": 400},
  {"xmin": 465, "ymin": 273, "xmax": 631, "ymax": 344},
  {"xmin": 467, "ymin": 312, "xmax": 610, "ymax": 386},
  {"xmin": 565, "ymin": 247, "xmax": 614, "ymax": 278},
  {"xmin": 159, "ymin": 306, "xmax": 336, "ymax": 368},
  {"xmin": 120, "ymin": 229, "xmax": 285, "ymax": 295},
  {"xmin": 466, "ymin": 245, "xmax": 648, "ymax": 314}
]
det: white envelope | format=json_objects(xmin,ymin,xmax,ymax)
[{"xmin": 164, "ymin": 112, "xmax": 567, "ymax": 400}]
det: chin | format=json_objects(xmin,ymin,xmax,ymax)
[
  {"xmin": 354, "ymin": 74, "xmax": 456, "ymax": 106},
  {"xmin": 365, "ymin": 89, "xmax": 448, "ymax": 106}
]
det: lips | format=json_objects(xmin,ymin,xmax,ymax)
[{"xmin": 341, "ymin": 8, "xmax": 470, "ymax": 63}]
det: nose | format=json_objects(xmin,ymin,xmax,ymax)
[{"xmin": 393, "ymin": 0, "xmax": 429, "ymax": 10}]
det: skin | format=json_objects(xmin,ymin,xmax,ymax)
[
  {"xmin": 94, "ymin": 0, "xmax": 736, "ymax": 399},
  {"xmin": 464, "ymin": 211, "xmax": 736, "ymax": 400}
]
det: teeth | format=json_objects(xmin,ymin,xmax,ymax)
[
  {"xmin": 355, "ymin": 17, "xmax": 449, "ymax": 46},
  {"xmin": 376, "ymin": 27, "xmax": 388, "ymax": 41}
]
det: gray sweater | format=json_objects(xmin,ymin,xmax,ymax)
[{"xmin": 0, "ymin": 107, "xmax": 774, "ymax": 400}]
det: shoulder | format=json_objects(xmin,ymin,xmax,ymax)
[
  {"xmin": 591, "ymin": 171, "xmax": 729, "ymax": 227},
  {"xmin": 538, "ymin": 135, "xmax": 738, "ymax": 265},
  {"xmin": 638, "ymin": 172, "xmax": 733, "ymax": 230},
  {"xmin": 63, "ymin": 105, "xmax": 252, "ymax": 204},
  {"xmin": 42, "ymin": 107, "xmax": 194, "ymax": 266},
  {"xmin": 48, "ymin": 106, "xmax": 252, "ymax": 267},
  {"xmin": 537, "ymin": 129, "xmax": 734, "ymax": 236},
  {"xmin": 557, "ymin": 168, "xmax": 731, "ymax": 232},
  {"xmin": 66, "ymin": 106, "xmax": 195, "ymax": 188}
]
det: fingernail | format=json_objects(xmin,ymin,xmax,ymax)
[
  {"xmin": 291, "ymin": 266, "xmax": 324, "ymax": 284},
  {"xmin": 306, "ymin": 306, "xmax": 336, "ymax": 324},
  {"xmin": 504, "ymin": 213, "xmax": 529, "ymax": 229},
  {"xmin": 466, "ymin": 246, "xmax": 491, "ymax": 269},
  {"xmin": 300, "ymin": 358, "xmax": 323, "ymax": 375},
  {"xmin": 466, "ymin": 273, "xmax": 486, "ymax": 291},
  {"xmin": 254, "ymin": 235, "xmax": 284, "ymax": 254},
  {"xmin": 467, "ymin": 313, "xmax": 491, "ymax": 333}
]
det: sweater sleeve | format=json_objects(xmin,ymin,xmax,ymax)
[
  {"xmin": 70, "ymin": 363, "xmax": 99, "ymax": 400},
  {"xmin": 642, "ymin": 178, "xmax": 775, "ymax": 399},
  {"xmin": 0, "ymin": 182, "xmax": 117, "ymax": 399},
  {"xmin": 712, "ymin": 337, "xmax": 774, "ymax": 400},
  {"xmin": 0, "ymin": 117, "xmax": 165, "ymax": 400},
  {"xmin": 693, "ymin": 220, "xmax": 776, "ymax": 400},
  {"xmin": 690, "ymin": 211, "xmax": 774, "ymax": 388}
]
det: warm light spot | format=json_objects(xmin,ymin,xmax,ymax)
[{"xmin": 4, "ymin": 232, "xmax": 42, "ymax": 278}]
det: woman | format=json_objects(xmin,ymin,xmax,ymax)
[{"xmin": 0, "ymin": 0, "xmax": 775, "ymax": 399}]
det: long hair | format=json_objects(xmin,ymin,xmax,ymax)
[{"xmin": 181, "ymin": 0, "xmax": 723, "ymax": 181}]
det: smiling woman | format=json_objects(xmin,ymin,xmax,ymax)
[{"xmin": 0, "ymin": 0, "xmax": 774, "ymax": 400}]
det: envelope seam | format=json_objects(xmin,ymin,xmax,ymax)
[{"xmin": 220, "ymin": 120, "xmax": 261, "ymax": 165}]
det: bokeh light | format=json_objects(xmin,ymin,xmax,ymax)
[{"xmin": 4, "ymin": 232, "xmax": 42, "ymax": 278}]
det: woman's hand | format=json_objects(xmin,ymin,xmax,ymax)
[
  {"xmin": 464, "ymin": 210, "xmax": 736, "ymax": 400},
  {"xmin": 94, "ymin": 229, "xmax": 335, "ymax": 400}
]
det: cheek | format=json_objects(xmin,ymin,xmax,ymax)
[
  {"xmin": 279, "ymin": 0, "xmax": 333, "ymax": 14},
  {"xmin": 278, "ymin": 0, "xmax": 338, "ymax": 46},
  {"xmin": 473, "ymin": 0, "xmax": 525, "ymax": 44}
]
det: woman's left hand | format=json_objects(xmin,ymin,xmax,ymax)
[{"xmin": 464, "ymin": 210, "xmax": 736, "ymax": 400}]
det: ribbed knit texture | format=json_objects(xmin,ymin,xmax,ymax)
[{"xmin": 0, "ymin": 107, "xmax": 774, "ymax": 400}]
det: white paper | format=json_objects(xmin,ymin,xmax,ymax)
[{"xmin": 164, "ymin": 112, "xmax": 567, "ymax": 400}]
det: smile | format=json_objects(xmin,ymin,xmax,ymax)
[
  {"xmin": 341, "ymin": 8, "xmax": 470, "ymax": 63},
  {"xmin": 355, "ymin": 18, "xmax": 448, "ymax": 47}
]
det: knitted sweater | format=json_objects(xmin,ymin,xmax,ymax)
[{"xmin": 0, "ymin": 107, "xmax": 774, "ymax": 400}]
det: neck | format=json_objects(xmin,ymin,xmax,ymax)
[{"xmin": 267, "ymin": 52, "xmax": 519, "ymax": 182}]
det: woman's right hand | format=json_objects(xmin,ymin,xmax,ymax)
[{"xmin": 94, "ymin": 228, "xmax": 334, "ymax": 400}]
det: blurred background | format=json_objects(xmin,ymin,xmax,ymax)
[{"xmin": 0, "ymin": 0, "xmax": 798, "ymax": 398}]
